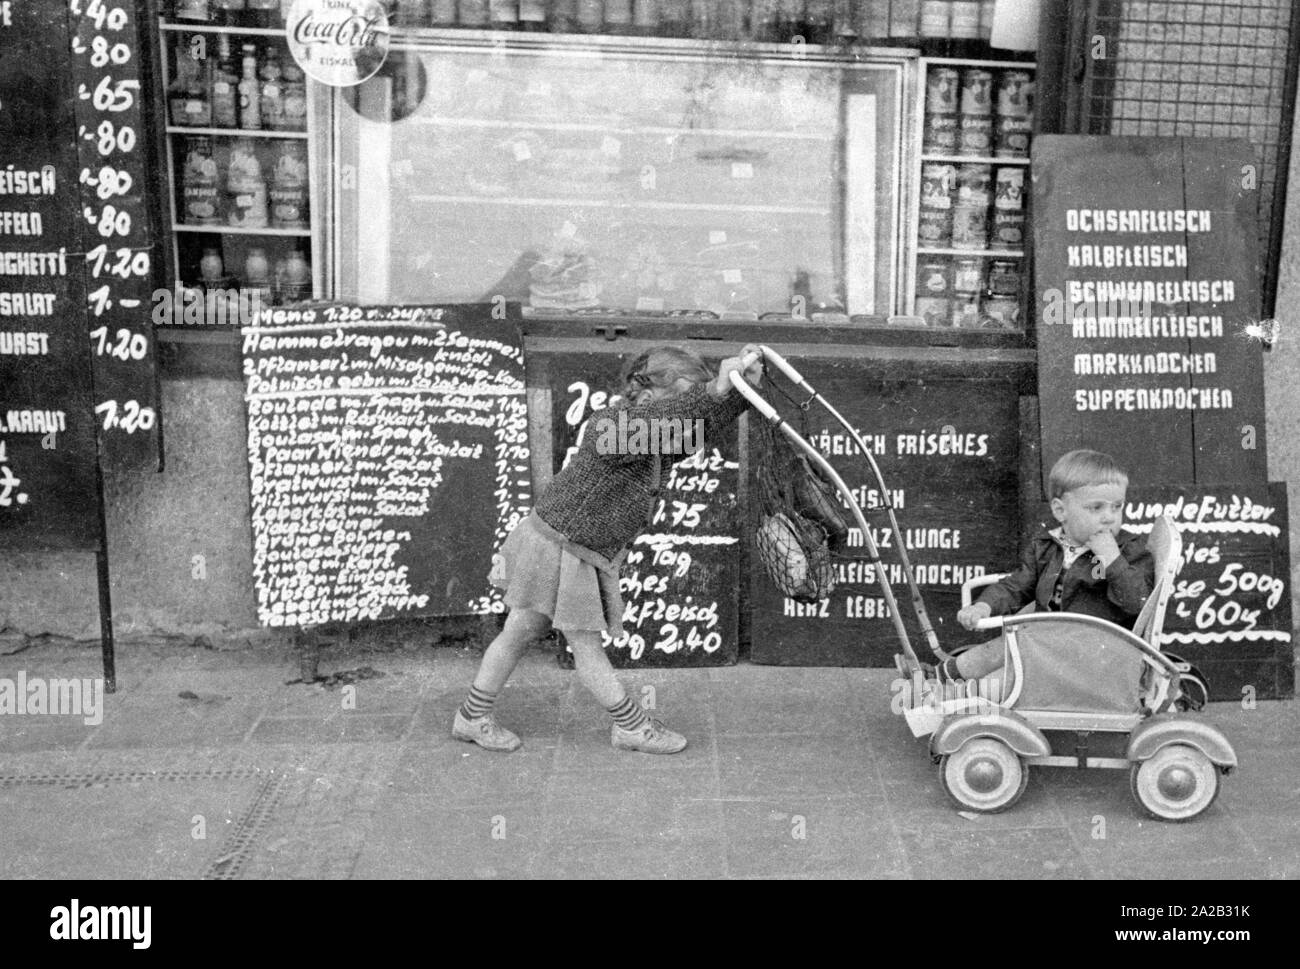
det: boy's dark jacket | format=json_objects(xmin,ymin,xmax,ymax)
[
  {"xmin": 976, "ymin": 527, "xmax": 1153, "ymax": 627},
  {"xmin": 532, "ymin": 383, "xmax": 748, "ymax": 574}
]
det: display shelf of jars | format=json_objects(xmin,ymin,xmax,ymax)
[
  {"xmin": 906, "ymin": 57, "xmax": 1035, "ymax": 332},
  {"xmin": 158, "ymin": 17, "xmax": 316, "ymax": 316}
]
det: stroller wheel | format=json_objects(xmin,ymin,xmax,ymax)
[
  {"xmin": 940, "ymin": 738, "xmax": 1029, "ymax": 813},
  {"xmin": 1130, "ymin": 744, "xmax": 1220, "ymax": 821}
]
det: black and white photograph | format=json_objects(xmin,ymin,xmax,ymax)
[{"xmin": 0, "ymin": 0, "xmax": 1296, "ymax": 924}]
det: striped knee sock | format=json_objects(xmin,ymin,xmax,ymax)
[
  {"xmin": 459, "ymin": 685, "xmax": 497, "ymax": 720},
  {"xmin": 607, "ymin": 695, "xmax": 648, "ymax": 732}
]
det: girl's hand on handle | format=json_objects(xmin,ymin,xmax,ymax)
[
  {"xmin": 957, "ymin": 601, "xmax": 992, "ymax": 631},
  {"xmin": 714, "ymin": 344, "xmax": 764, "ymax": 396}
]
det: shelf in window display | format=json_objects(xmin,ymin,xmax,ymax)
[
  {"xmin": 406, "ymin": 193, "xmax": 830, "ymax": 216},
  {"xmin": 916, "ymin": 247, "xmax": 1023, "ymax": 257},
  {"xmin": 161, "ymin": 21, "xmax": 287, "ymax": 37},
  {"xmin": 174, "ymin": 224, "xmax": 310, "ymax": 236},
  {"xmin": 920, "ymin": 154, "xmax": 1029, "ymax": 165},
  {"xmin": 412, "ymin": 115, "xmax": 836, "ymax": 141},
  {"xmin": 169, "ymin": 126, "xmax": 307, "ymax": 138}
]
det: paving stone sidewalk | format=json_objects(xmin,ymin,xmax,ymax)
[{"xmin": 1, "ymin": 640, "xmax": 1297, "ymax": 879}]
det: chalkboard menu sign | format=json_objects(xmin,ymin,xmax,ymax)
[
  {"xmin": 547, "ymin": 350, "xmax": 741, "ymax": 668},
  {"xmin": 0, "ymin": 0, "xmax": 101, "ymax": 550},
  {"xmin": 1032, "ymin": 136, "xmax": 1267, "ymax": 487},
  {"xmin": 748, "ymin": 370, "xmax": 1022, "ymax": 667},
  {"xmin": 242, "ymin": 303, "xmax": 531, "ymax": 628},
  {"xmin": 68, "ymin": 0, "xmax": 162, "ymax": 471},
  {"xmin": 1125, "ymin": 483, "xmax": 1292, "ymax": 700}
]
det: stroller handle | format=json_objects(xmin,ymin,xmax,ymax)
[
  {"xmin": 755, "ymin": 344, "xmax": 808, "ymax": 387},
  {"xmin": 728, "ymin": 369, "xmax": 780, "ymax": 422}
]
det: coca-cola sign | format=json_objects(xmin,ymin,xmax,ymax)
[{"xmin": 287, "ymin": 0, "xmax": 390, "ymax": 88}]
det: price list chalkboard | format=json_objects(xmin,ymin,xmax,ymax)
[
  {"xmin": 749, "ymin": 371, "xmax": 1022, "ymax": 667},
  {"xmin": 1032, "ymin": 136, "xmax": 1267, "ymax": 487},
  {"xmin": 1124, "ymin": 483, "xmax": 1292, "ymax": 700},
  {"xmin": 68, "ymin": 0, "xmax": 161, "ymax": 468},
  {"xmin": 242, "ymin": 303, "xmax": 531, "ymax": 628},
  {"xmin": 548, "ymin": 351, "xmax": 741, "ymax": 668},
  {"xmin": 0, "ymin": 0, "xmax": 101, "ymax": 550}
]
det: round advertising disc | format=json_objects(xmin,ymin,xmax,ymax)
[{"xmin": 286, "ymin": 0, "xmax": 391, "ymax": 88}]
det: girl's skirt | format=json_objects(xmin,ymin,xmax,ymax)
[{"xmin": 488, "ymin": 513, "xmax": 625, "ymax": 638}]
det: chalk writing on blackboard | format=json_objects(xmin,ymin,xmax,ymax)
[{"xmin": 242, "ymin": 304, "xmax": 530, "ymax": 627}]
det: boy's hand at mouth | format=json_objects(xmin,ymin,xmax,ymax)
[{"xmin": 1086, "ymin": 529, "xmax": 1121, "ymax": 568}]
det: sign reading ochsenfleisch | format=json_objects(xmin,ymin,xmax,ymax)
[{"xmin": 1032, "ymin": 136, "xmax": 1267, "ymax": 487}]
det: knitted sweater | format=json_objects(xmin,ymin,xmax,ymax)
[
  {"xmin": 976, "ymin": 526, "xmax": 1153, "ymax": 628},
  {"xmin": 532, "ymin": 383, "xmax": 750, "ymax": 574}
]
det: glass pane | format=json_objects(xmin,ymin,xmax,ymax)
[{"xmin": 327, "ymin": 38, "xmax": 901, "ymax": 317}]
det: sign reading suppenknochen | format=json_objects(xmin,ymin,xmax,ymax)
[{"xmin": 286, "ymin": 0, "xmax": 390, "ymax": 87}]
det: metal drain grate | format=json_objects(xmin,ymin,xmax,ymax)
[
  {"xmin": 0, "ymin": 767, "xmax": 266, "ymax": 789},
  {"xmin": 202, "ymin": 770, "xmax": 291, "ymax": 881}
]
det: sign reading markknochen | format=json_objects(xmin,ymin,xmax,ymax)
[{"xmin": 286, "ymin": 0, "xmax": 390, "ymax": 87}]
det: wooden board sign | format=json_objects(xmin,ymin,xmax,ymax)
[
  {"xmin": 241, "ymin": 303, "xmax": 531, "ymax": 628},
  {"xmin": 68, "ymin": 0, "xmax": 162, "ymax": 472},
  {"xmin": 1126, "ymin": 483, "xmax": 1292, "ymax": 700},
  {"xmin": 748, "ymin": 370, "xmax": 1023, "ymax": 666},
  {"xmin": 1032, "ymin": 136, "xmax": 1267, "ymax": 487},
  {"xmin": 0, "ymin": 0, "xmax": 102, "ymax": 550},
  {"xmin": 546, "ymin": 350, "xmax": 741, "ymax": 668}
]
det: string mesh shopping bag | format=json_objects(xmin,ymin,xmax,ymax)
[{"xmin": 752, "ymin": 400, "xmax": 849, "ymax": 603}]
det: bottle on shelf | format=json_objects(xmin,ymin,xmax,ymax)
[
  {"xmin": 602, "ymin": 0, "xmax": 633, "ymax": 33},
  {"xmin": 227, "ymin": 137, "xmax": 269, "ymax": 228},
  {"xmin": 238, "ymin": 44, "xmax": 262, "ymax": 131},
  {"xmin": 459, "ymin": 0, "xmax": 489, "ymax": 25},
  {"xmin": 888, "ymin": 0, "xmax": 920, "ymax": 43},
  {"xmin": 280, "ymin": 58, "xmax": 307, "ymax": 132},
  {"xmin": 247, "ymin": 0, "xmax": 280, "ymax": 28},
  {"xmin": 269, "ymin": 140, "xmax": 309, "ymax": 229},
  {"xmin": 169, "ymin": 47, "xmax": 211, "ymax": 127},
  {"xmin": 918, "ymin": 0, "xmax": 950, "ymax": 56},
  {"xmin": 429, "ymin": 0, "xmax": 458, "ymax": 26},
  {"xmin": 210, "ymin": 34, "xmax": 240, "ymax": 129},
  {"xmin": 212, "ymin": 0, "xmax": 249, "ymax": 28},
  {"xmin": 276, "ymin": 249, "xmax": 312, "ymax": 303},
  {"xmin": 949, "ymin": 0, "xmax": 983, "ymax": 57},
  {"xmin": 181, "ymin": 135, "xmax": 222, "ymax": 225},
  {"xmin": 631, "ymin": 0, "xmax": 659, "ymax": 36},
  {"xmin": 200, "ymin": 246, "xmax": 225, "ymax": 287},
  {"xmin": 174, "ymin": 0, "xmax": 211, "ymax": 21},
  {"xmin": 489, "ymin": 0, "xmax": 520, "ymax": 27},
  {"xmin": 657, "ymin": 0, "xmax": 690, "ymax": 38},
  {"xmin": 243, "ymin": 247, "xmax": 273, "ymax": 313},
  {"xmin": 394, "ymin": 0, "xmax": 427, "ymax": 25},
  {"xmin": 259, "ymin": 47, "xmax": 286, "ymax": 131}
]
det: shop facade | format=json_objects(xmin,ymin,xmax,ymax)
[{"xmin": 1, "ymin": 1, "xmax": 1296, "ymax": 697}]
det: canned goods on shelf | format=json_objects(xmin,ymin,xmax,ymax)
[
  {"xmin": 960, "ymin": 69, "xmax": 994, "ymax": 116},
  {"xmin": 987, "ymin": 260, "xmax": 1021, "ymax": 297},
  {"xmin": 917, "ymin": 259, "xmax": 951, "ymax": 295},
  {"xmin": 951, "ymin": 163, "xmax": 991, "ymax": 249},
  {"xmin": 982, "ymin": 296, "xmax": 1021, "ymax": 329},
  {"xmin": 951, "ymin": 294, "xmax": 981, "ymax": 328},
  {"xmin": 919, "ymin": 163, "xmax": 957, "ymax": 246},
  {"xmin": 952, "ymin": 258, "xmax": 983, "ymax": 295},
  {"xmin": 914, "ymin": 297, "xmax": 951, "ymax": 327},
  {"xmin": 992, "ymin": 167, "xmax": 1025, "ymax": 248}
]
